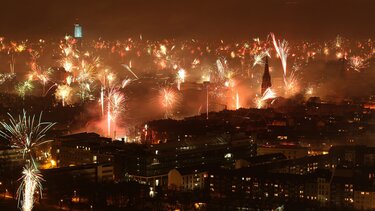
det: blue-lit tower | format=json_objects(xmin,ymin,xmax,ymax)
[{"xmin": 74, "ymin": 24, "xmax": 83, "ymax": 38}]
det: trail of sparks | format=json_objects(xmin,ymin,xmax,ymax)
[
  {"xmin": 122, "ymin": 64, "xmax": 139, "ymax": 79},
  {"xmin": 271, "ymin": 33, "xmax": 289, "ymax": 84},
  {"xmin": 176, "ymin": 68, "xmax": 186, "ymax": 90},
  {"xmin": 255, "ymin": 88, "xmax": 276, "ymax": 109},
  {"xmin": 18, "ymin": 163, "xmax": 43, "ymax": 211},
  {"xmin": 236, "ymin": 92, "xmax": 240, "ymax": 109}
]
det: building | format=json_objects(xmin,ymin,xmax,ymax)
[
  {"xmin": 51, "ymin": 132, "xmax": 113, "ymax": 167},
  {"xmin": 0, "ymin": 147, "xmax": 24, "ymax": 185},
  {"xmin": 354, "ymin": 187, "xmax": 375, "ymax": 210},
  {"xmin": 268, "ymin": 154, "xmax": 331, "ymax": 175},
  {"xmin": 74, "ymin": 23, "xmax": 83, "ymax": 38},
  {"xmin": 207, "ymin": 167, "xmax": 315, "ymax": 205},
  {"xmin": 0, "ymin": 147, "xmax": 24, "ymax": 168},
  {"xmin": 42, "ymin": 162, "xmax": 114, "ymax": 184},
  {"xmin": 317, "ymin": 175, "xmax": 331, "ymax": 204},
  {"xmin": 329, "ymin": 145, "xmax": 375, "ymax": 168},
  {"xmin": 261, "ymin": 56, "xmax": 272, "ymax": 95},
  {"xmin": 168, "ymin": 167, "xmax": 208, "ymax": 191},
  {"xmin": 257, "ymin": 145, "xmax": 309, "ymax": 159},
  {"xmin": 116, "ymin": 134, "xmax": 256, "ymax": 187},
  {"xmin": 235, "ymin": 153, "xmax": 286, "ymax": 169}
]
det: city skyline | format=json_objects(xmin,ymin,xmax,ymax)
[{"xmin": 0, "ymin": 1, "xmax": 374, "ymax": 210}]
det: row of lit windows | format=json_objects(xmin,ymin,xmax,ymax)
[{"xmin": 76, "ymin": 146, "xmax": 91, "ymax": 151}]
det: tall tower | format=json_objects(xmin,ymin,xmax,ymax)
[
  {"xmin": 261, "ymin": 56, "xmax": 272, "ymax": 95},
  {"xmin": 74, "ymin": 23, "xmax": 83, "ymax": 39}
]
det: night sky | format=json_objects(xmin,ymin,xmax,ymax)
[{"xmin": 1, "ymin": 0, "xmax": 374, "ymax": 40}]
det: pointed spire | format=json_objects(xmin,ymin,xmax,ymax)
[{"xmin": 261, "ymin": 56, "xmax": 272, "ymax": 95}]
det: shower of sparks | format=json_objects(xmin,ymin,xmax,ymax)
[
  {"xmin": 17, "ymin": 163, "xmax": 43, "ymax": 211},
  {"xmin": 284, "ymin": 69, "xmax": 300, "ymax": 97},
  {"xmin": 216, "ymin": 58, "xmax": 226, "ymax": 80},
  {"xmin": 106, "ymin": 87, "xmax": 126, "ymax": 138},
  {"xmin": 107, "ymin": 101, "xmax": 111, "ymax": 137},
  {"xmin": 176, "ymin": 68, "xmax": 186, "ymax": 90},
  {"xmin": 271, "ymin": 33, "xmax": 290, "ymax": 88},
  {"xmin": 100, "ymin": 86, "xmax": 105, "ymax": 115},
  {"xmin": 108, "ymin": 88, "xmax": 125, "ymax": 118},
  {"xmin": 255, "ymin": 88, "xmax": 276, "ymax": 109}
]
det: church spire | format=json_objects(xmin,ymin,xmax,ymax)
[{"xmin": 261, "ymin": 56, "xmax": 272, "ymax": 95}]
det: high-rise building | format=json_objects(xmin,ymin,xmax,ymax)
[
  {"xmin": 261, "ymin": 56, "xmax": 272, "ymax": 95},
  {"xmin": 74, "ymin": 23, "xmax": 83, "ymax": 38}
]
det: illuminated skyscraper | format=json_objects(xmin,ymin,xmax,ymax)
[
  {"xmin": 74, "ymin": 24, "xmax": 82, "ymax": 38},
  {"xmin": 261, "ymin": 56, "xmax": 272, "ymax": 95}
]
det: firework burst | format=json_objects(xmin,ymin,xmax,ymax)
[
  {"xmin": 253, "ymin": 50, "xmax": 270, "ymax": 67},
  {"xmin": 0, "ymin": 110, "xmax": 56, "ymax": 155},
  {"xmin": 16, "ymin": 80, "xmax": 34, "ymax": 99},
  {"xmin": 348, "ymin": 56, "xmax": 368, "ymax": 72},
  {"xmin": 255, "ymin": 88, "xmax": 276, "ymax": 109},
  {"xmin": 55, "ymin": 84, "xmax": 73, "ymax": 106},
  {"xmin": 106, "ymin": 86, "xmax": 126, "ymax": 138},
  {"xmin": 108, "ymin": 88, "xmax": 125, "ymax": 118},
  {"xmin": 284, "ymin": 69, "xmax": 300, "ymax": 97},
  {"xmin": 159, "ymin": 87, "xmax": 181, "ymax": 119}
]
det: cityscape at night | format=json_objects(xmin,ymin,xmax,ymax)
[{"xmin": 0, "ymin": 0, "xmax": 374, "ymax": 210}]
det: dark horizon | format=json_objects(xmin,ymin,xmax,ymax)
[{"xmin": 1, "ymin": 0, "xmax": 374, "ymax": 40}]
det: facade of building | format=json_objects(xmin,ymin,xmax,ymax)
[
  {"xmin": 354, "ymin": 188, "xmax": 375, "ymax": 210},
  {"xmin": 43, "ymin": 163, "xmax": 114, "ymax": 183},
  {"xmin": 52, "ymin": 132, "xmax": 113, "ymax": 167},
  {"xmin": 116, "ymin": 135, "xmax": 256, "ymax": 187},
  {"xmin": 257, "ymin": 145, "xmax": 309, "ymax": 159},
  {"xmin": 168, "ymin": 167, "xmax": 208, "ymax": 191}
]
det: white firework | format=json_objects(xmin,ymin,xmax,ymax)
[
  {"xmin": 0, "ymin": 110, "xmax": 56, "ymax": 155},
  {"xmin": 17, "ymin": 162, "xmax": 43, "ymax": 211}
]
